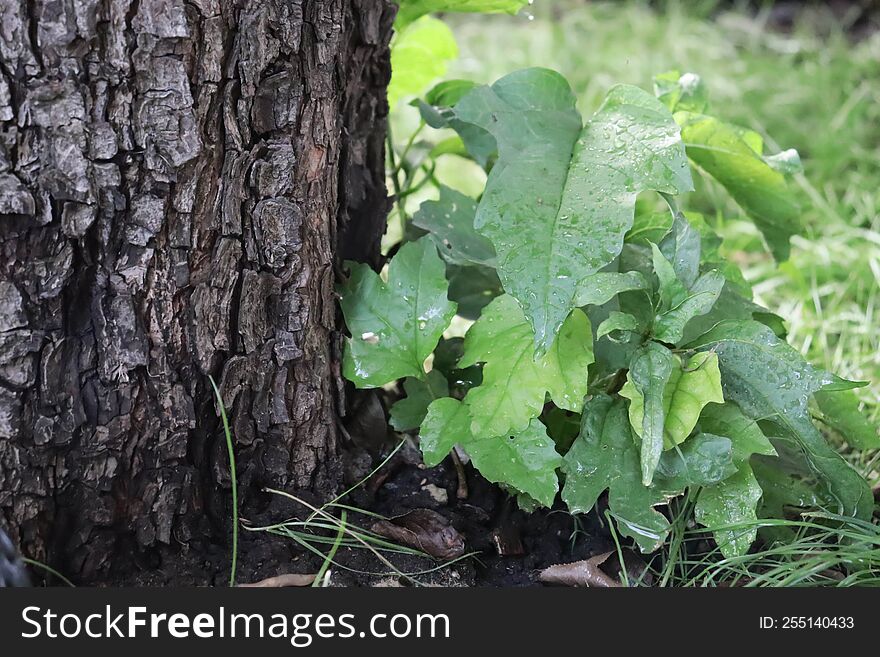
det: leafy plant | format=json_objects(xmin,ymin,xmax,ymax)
[{"xmin": 342, "ymin": 57, "xmax": 874, "ymax": 558}]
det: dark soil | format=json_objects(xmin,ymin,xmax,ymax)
[{"xmin": 228, "ymin": 439, "xmax": 614, "ymax": 588}]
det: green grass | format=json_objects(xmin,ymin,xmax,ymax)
[
  {"xmin": 652, "ymin": 498, "xmax": 880, "ymax": 587},
  {"xmin": 209, "ymin": 375, "xmax": 238, "ymax": 587},
  {"xmin": 428, "ymin": 0, "xmax": 880, "ymax": 481}
]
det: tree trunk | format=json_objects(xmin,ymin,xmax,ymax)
[{"xmin": 0, "ymin": 0, "xmax": 394, "ymax": 584}]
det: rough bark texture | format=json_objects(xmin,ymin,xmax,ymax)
[{"xmin": 0, "ymin": 0, "xmax": 394, "ymax": 583}]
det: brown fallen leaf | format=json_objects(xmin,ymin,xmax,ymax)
[
  {"xmin": 538, "ymin": 552, "xmax": 621, "ymax": 588},
  {"xmin": 239, "ymin": 573, "xmax": 317, "ymax": 588},
  {"xmin": 371, "ymin": 508, "xmax": 466, "ymax": 560}
]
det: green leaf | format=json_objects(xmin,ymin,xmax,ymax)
[
  {"xmin": 676, "ymin": 111, "xmax": 801, "ymax": 261},
  {"xmin": 562, "ymin": 395, "xmax": 671, "ymax": 552},
  {"xmin": 455, "ymin": 69, "xmax": 693, "ymax": 351},
  {"xmin": 659, "ymin": 211, "xmax": 701, "ymax": 288},
  {"xmin": 626, "ymin": 211, "xmax": 673, "ymax": 245},
  {"xmin": 468, "ymin": 419, "xmax": 562, "ymax": 507},
  {"xmin": 420, "ymin": 397, "xmax": 470, "ymax": 466},
  {"xmin": 446, "ymin": 263, "xmax": 503, "ymax": 319},
  {"xmin": 624, "ymin": 342, "xmax": 677, "ymax": 486},
  {"xmin": 395, "ymin": 0, "xmax": 531, "ymax": 30},
  {"xmin": 687, "ymin": 320, "xmax": 872, "ymax": 519},
  {"xmin": 596, "ymin": 311, "xmax": 640, "ymax": 340},
  {"xmin": 574, "ymin": 271, "xmax": 649, "ymax": 307},
  {"xmin": 653, "ymin": 270, "xmax": 725, "ymax": 345},
  {"xmin": 459, "ymin": 294, "xmax": 594, "ymax": 437},
  {"xmin": 653, "ymin": 71, "xmax": 709, "ymax": 114},
  {"xmin": 390, "ymin": 370, "xmax": 450, "ymax": 431},
  {"xmin": 424, "ymin": 79, "xmax": 479, "ymax": 107},
  {"xmin": 654, "ymin": 433, "xmax": 736, "ymax": 490},
  {"xmin": 694, "ymin": 403, "xmax": 776, "ymax": 557},
  {"xmin": 416, "ymin": 81, "xmax": 497, "ymax": 167},
  {"xmin": 412, "ymin": 186, "xmax": 496, "ymax": 266},
  {"xmin": 389, "ymin": 17, "xmax": 458, "ymax": 107},
  {"xmin": 819, "ymin": 374, "xmax": 870, "ymax": 392},
  {"xmin": 622, "ymin": 351, "xmax": 725, "ymax": 455},
  {"xmin": 340, "ymin": 239, "xmax": 457, "ymax": 388},
  {"xmin": 651, "ymin": 243, "xmax": 689, "ymax": 312},
  {"xmin": 815, "ymin": 389, "xmax": 880, "ymax": 450},
  {"xmin": 419, "ymin": 397, "xmax": 562, "ymax": 506}
]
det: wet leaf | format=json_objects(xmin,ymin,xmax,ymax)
[
  {"xmin": 340, "ymin": 239, "xmax": 457, "ymax": 388},
  {"xmin": 455, "ymin": 69, "xmax": 692, "ymax": 352},
  {"xmin": 574, "ymin": 271, "xmax": 649, "ymax": 307},
  {"xmin": 416, "ymin": 81, "xmax": 497, "ymax": 167},
  {"xmin": 654, "ymin": 271, "xmax": 725, "ymax": 345},
  {"xmin": 562, "ymin": 395, "xmax": 670, "ymax": 552},
  {"xmin": 623, "ymin": 342, "xmax": 677, "ymax": 485},
  {"xmin": 687, "ymin": 320, "xmax": 873, "ymax": 519},
  {"xmin": 659, "ymin": 211, "xmax": 701, "ymax": 288},
  {"xmin": 653, "ymin": 70, "xmax": 709, "ymax": 114},
  {"xmin": 626, "ymin": 212, "xmax": 674, "ymax": 246},
  {"xmin": 459, "ymin": 294, "xmax": 594, "ymax": 437},
  {"xmin": 596, "ymin": 311, "xmax": 640, "ymax": 340},
  {"xmin": 420, "ymin": 398, "xmax": 562, "ymax": 506},
  {"xmin": 676, "ymin": 111, "xmax": 801, "ymax": 261},
  {"xmin": 654, "ymin": 433, "xmax": 736, "ymax": 490},
  {"xmin": 412, "ymin": 186, "xmax": 496, "ymax": 267},
  {"xmin": 390, "ymin": 370, "xmax": 450, "ymax": 431},
  {"xmin": 650, "ymin": 235, "xmax": 724, "ymax": 345},
  {"xmin": 420, "ymin": 397, "xmax": 470, "ymax": 466},
  {"xmin": 694, "ymin": 403, "xmax": 776, "ymax": 558},
  {"xmin": 622, "ymin": 351, "xmax": 724, "ymax": 454}
]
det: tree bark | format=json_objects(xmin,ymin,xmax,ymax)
[{"xmin": 0, "ymin": 0, "xmax": 394, "ymax": 583}]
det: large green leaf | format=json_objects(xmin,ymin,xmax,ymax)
[
  {"xmin": 340, "ymin": 239, "xmax": 457, "ymax": 388},
  {"xmin": 388, "ymin": 17, "xmax": 458, "ymax": 107},
  {"xmin": 687, "ymin": 320, "xmax": 872, "ymax": 519},
  {"xmin": 694, "ymin": 403, "xmax": 776, "ymax": 558},
  {"xmin": 563, "ymin": 395, "xmax": 671, "ymax": 552},
  {"xmin": 676, "ymin": 111, "xmax": 801, "ymax": 261},
  {"xmin": 412, "ymin": 185, "xmax": 496, "ymax": 266},
  {"xmin": 815, "ymin": 389, "xmax": 880, "ymax": 450},
  {"xmin": 395, "ymin": 0, "xmax": 531, "ymax": 30},
  {"xmin": 621, "ymin": 351, "xmax": 725, "ymax": 453},
  {"xmin": 459, "ymin": 294, "xmax": 594, "ymax": 436},
  {"xmin": 454, "ymin": 69, "xmax": 692, "ymax": 352},
  {"xmin": 390, "ymin": 370, "xmax": 450, "ymax": 431},
  {"xmin": 419, "ymin": 397, "xmax": 562, "ymax": 506},
  {"xmin": 624, "ymin": 342, "xmax": 677, "ymax": 486}
]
